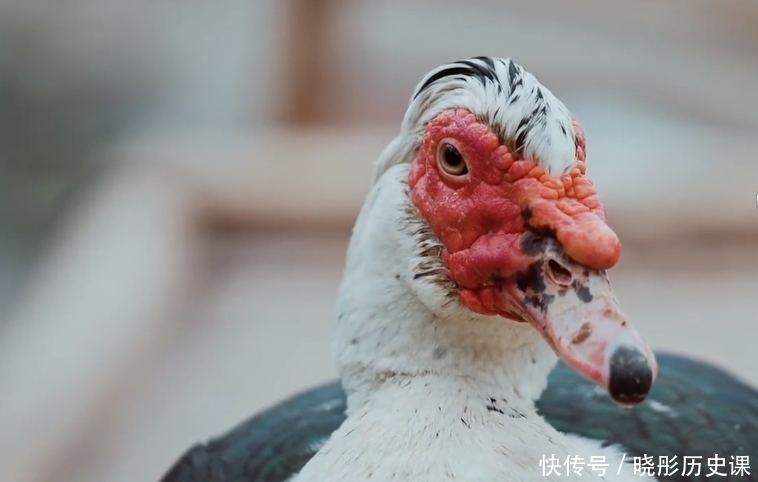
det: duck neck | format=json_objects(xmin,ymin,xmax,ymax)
[
  {"xmin": 332, "ymin": 182, "xmax": 558, "ymax": 417},
  {"xmin": 334, "ymin": 286, "xmax": 557, "ymax": 416}
]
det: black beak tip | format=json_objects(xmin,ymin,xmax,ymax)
[{"xmin": 608, "ymin": 345, "xmax": 654, "ymax": 406}]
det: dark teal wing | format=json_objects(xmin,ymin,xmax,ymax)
[
  {"xmin": 159, "ymin": 382, "xmax": 346, "ymax": 482},
  {"xmin": 537, "ymin": 352, "xmax": 758, "ymax": 482},
  {"xmin": 159, "ymin": 353, "xmax": 758, "ymax": 482}
]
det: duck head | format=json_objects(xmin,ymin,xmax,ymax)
[{"xmin": 343, "ymin": 57, "xmax": 657, "ymax": 407}]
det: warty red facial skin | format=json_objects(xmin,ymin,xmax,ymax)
[{"xmin": 409, "ymin": 107, "xmax": 657, "ymax": 406}]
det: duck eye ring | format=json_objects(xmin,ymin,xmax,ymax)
[{"xmin": 437, "ymin": 142, "xmax": 469, "ymax": 177}]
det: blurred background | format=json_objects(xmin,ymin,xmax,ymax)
[{"xmin": 1, "ymin": 0, "xmax": 758, "ymax": 481}]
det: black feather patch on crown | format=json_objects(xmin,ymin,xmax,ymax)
[
  {"xmin": 413, "ymin": 57, "xmax": 506, "ymax": 99},
  {"xmin": 404, "ymin": 56, "xmax": 577, "ymax": 175}
]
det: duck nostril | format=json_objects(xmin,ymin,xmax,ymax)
[{"xmin": 546, "ymin": 259, "xmax": 573, "ymax": 286}]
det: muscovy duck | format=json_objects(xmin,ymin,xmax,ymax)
[{"xmin": 160, "ymin": 57, "xmax": 758, "ymax": 482}]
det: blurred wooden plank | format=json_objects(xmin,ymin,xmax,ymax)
[
  {"xmin": 277, "ymin": 0, "xmax": 343, "ymax": 125},
  {"xmin": 108, "ymin": 127, "xmax": 391, "ymax": 228},
  {"xmin": 469, "ymin": 0, "xmax": 758, "ymax": 49},
  {"xmin": 107, "ymin": 126, "xmax": 758, "ymax": 246},
  {"xmin": 0, "ymin": 163, "xmax": 197, "ymax": 482}
]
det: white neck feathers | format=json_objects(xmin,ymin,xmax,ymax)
[{"xmin": 332, "ymin": 163, "xmax": 557, "ymax": 416}]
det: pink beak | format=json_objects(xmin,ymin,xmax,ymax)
[{"xmin": 496, "ymin": 233, "xmax": 658, "ymax": 406}]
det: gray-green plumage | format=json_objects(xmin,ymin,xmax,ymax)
[{"xmin": 160, "ymin": 353, "xmax": 758, "ymax": 482}]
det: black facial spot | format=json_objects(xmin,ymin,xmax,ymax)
[
  {"xmin": 460, "ymin": 418, "xmax": 471, "ymax": 429},
  {"xmin": 575, "ymin": 282, "xmax": 593, "ymax": 303},
  {"xmin": 515, "ymin": 261, "xmax": 556, "ymax": 315},
  {"xmin": 520, "ymin": 230, "xmax": 562, "ymax": 258},
  {"xmin": 490, "ymin": 271, "xmax": 507, "ymax": 285},
  {"xmin": 515, "ymin": 261, "xmax": 546, "ymax": 294},
  {"xmin": 350, "ymin": 338, "xmax": 359, "ymax": 345},
  {"xmin": 524, "ymin": 294, "xmax": 555, "ymax": 315},
  {"xmin": 394, "ymin": 274, "xmax": 401, "ymax": 280},
  {"xmin": 520, "ymin": 232, "xmax": 549, "ymax": 258},
  {"xmin": 533, "ymin": 225, "xmax": 558, "ymax": 240}
]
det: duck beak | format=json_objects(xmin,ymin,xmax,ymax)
[{"xmin": 496, "ymin": 235, "xmax": 658, "ymax": 406}]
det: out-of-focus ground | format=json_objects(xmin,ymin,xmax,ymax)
[{"xmin": 1, "ymin": 1, "xmax": 758, "ymax": 482}]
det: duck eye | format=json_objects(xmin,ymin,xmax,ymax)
[{"xmin": 437, "ymin": 142, "xmax": 468, "ymax": 177}]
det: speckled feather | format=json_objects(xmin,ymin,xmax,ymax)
[{"xmin": 160, "ymin": 353, "xmax": 758, "ymax": 482}]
